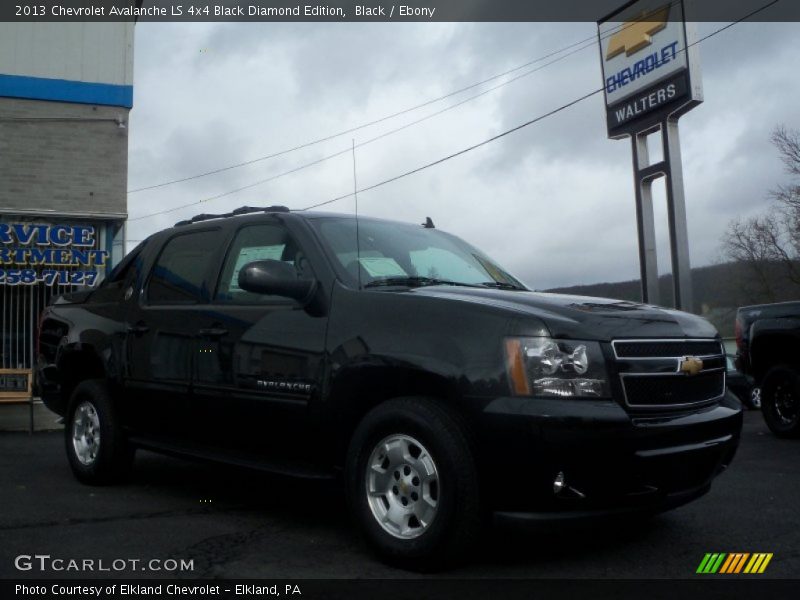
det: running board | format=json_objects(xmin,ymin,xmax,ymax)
[{"xmin": 127, "ymin": 435, "xmax": 337, "ymax": 480}]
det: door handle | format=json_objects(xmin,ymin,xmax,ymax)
[
  {"xmin": 198, "ymin": 328, "xmax": 229, "ymax": 339},
  {"xmin": 126, "ymin": 323, "xmax": 149, "ymax": 335}
]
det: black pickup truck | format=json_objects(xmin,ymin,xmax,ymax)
[
  {"xmin": 736, "ymin": 301, "xmax": 800, "ymax": 437},
  {"xmin": 36, "ymin": 206, "xmax": 742, "ymax": 569}
]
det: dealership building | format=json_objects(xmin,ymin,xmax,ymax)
[{"xmin": 0, "ymin": 21, "xmax": 135, "ymax": 413}]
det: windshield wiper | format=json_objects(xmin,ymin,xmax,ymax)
[
  {"xmin": 479, "ymin": 281, "xmax": 525, "ymax": 290},
  {"xmin": 364, "ymin": 277, "xmax": 480, "ymax": 289}
]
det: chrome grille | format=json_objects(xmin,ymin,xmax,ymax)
[
  {"xmin": 612, "ymin": 339, "xmax": 726, "ymax": 410},
  {"xmin": 613, "ymin": 339, "xmax": 723, "ymax": 359},
  {"xmin": 623, "ymin": 372, "xmax": 725, "ymax": 407}
]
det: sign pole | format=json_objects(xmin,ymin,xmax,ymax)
[
  {"xmin": 631, "ymin": 132, "xmax": 661, "ymax": 305},
  {"xmin": 662, "ymin": 117, "xmax": 693, "ymax": 311}
]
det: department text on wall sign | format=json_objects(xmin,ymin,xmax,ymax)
[{"xmin": 0, "ymin": 222, "xmax": 108, "ymax": 286}]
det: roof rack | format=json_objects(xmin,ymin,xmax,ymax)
[{"xmin": 174, "ymin": 205, "xmax": 290, "ymax": 227}]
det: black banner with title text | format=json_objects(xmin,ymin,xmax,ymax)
[
  {"xmin": 3, "ymin": 579, "xmax": 800, "ymax": 600},
  {"xmin": 1, "ymin": 0, "xmax": 798, "ymax": 22}
]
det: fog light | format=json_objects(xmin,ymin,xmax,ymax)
[{"xmin": 553, "ymin": 471, "xmax": 566, "ymax": 495}]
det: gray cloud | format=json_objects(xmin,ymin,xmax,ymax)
[{"xmin": 127, "ymin": 20, "xmax": 800, "ymax": 291}]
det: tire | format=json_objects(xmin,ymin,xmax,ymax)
[
  {"xmin": 760, "ymin": 365, "xmax": 800, "ymax": 438},
  {"xmin": 65, "ymin": 379, "xmax": 134, "ymax": 484},
  {"xmin": 345, "ymin": 397, "xmax": 481, "ymax": 571}
]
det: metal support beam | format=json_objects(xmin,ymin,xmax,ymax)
[
  {"xmin": 630, "ymin": 132, "xmax": 661, "ymax": 305},
  {"xmin": 662, "ymin": 118, "xmax": 693, "ymax": 311},
  {"xmin": 628, "ymin": 119, "xmax": 694, "ymax": 311}
]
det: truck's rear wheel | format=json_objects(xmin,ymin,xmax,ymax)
[
  {"xmin": 761, "ymin": 365, "xmax": 800, "ymax": 438},
  {"xmin": 65, "ymin": 380, "xmax": 134, "ymax": 484},
  {"xmin": 345, "ymin": 397, "xmax": 481, "ymax": 571}
]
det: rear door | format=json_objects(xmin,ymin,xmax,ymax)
[{"xmin": 123, "ymin": 228, "xmax": 227, "ymax": 442}]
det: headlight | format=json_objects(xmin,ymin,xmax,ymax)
[{"xmin": 504, "ymin": 337, "xmax": 610, "ymax": 398}]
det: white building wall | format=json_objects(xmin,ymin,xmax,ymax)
[{"xmin": 0, "ymin": 22, "xmax": 134, "ymax": 86}]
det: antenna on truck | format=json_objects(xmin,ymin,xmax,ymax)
[{"xmin": 352, "ymin": 138, "xmax": 362, "ymax": 291}]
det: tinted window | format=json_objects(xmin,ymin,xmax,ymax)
[
  {"xmin": 91, "ymin": 247, "xmax": 144, "ymax": 303},
  {"xmin": 216, "ymin": 224, "xmax": 313, "ymax": 304},
  {"xmin": 108, "ymin": 253, "xmax": 140, "ymax": 285},
  {"xmin": 147, "ymin": 230, "xmax": 223, "ymax": 304}
]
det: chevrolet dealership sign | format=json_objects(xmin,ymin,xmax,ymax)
[{"xmin": 598, "ymin": 0, "xmax": 702, "ymax": 138}]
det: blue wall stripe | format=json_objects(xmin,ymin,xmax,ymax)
[{"xmin": 0, "ymin": 74, "xmax": 133, "ymax": 108}]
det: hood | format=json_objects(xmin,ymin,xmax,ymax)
[{"xmin": 408, "ymin": 287, "xmax": 718, "ymax": 341}]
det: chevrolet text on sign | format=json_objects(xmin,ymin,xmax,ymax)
[{"xmin": 597, "ymin": 0, "xmax": 702, "ymax": 138}]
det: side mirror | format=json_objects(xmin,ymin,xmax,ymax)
[{"xmin": 238, "ymin": 260, "xmax": 316, "ymax": 303}]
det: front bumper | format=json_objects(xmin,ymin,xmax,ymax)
[
  {"xmin": 473, "ymin": 391, "xmax": 742, "ymax": 516},
  {"xmin": 494, "ymin": 483, "xmax": 710, "ymax": 528}
]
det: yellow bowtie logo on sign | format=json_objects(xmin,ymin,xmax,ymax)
[{"xmin": 606, "ymin": 4, "xmax": 671, "ymax": 60}]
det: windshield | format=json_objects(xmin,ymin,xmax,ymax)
[{"xmin": 312, "ymin": 217, "xmax": 527, "ymax": 290}]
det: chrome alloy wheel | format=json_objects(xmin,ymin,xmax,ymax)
[
  {"xmin": 751, "ymin": 387, "xmax": 762, "ymax": 409},
  {"xmin": 774, "ymin": 380, "xmax": 799, "ymax": 426},
  {"xmin": 366, "ymin": 434, "xmax": 440, "ymax": 539},
  {"xmin": 72, "ymin": 401, "xmax": 101, "ymax": 466}
]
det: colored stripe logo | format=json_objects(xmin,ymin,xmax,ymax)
[{"xmin": 697, "ymin": 553, "xmax": 773, "ymax": 574}]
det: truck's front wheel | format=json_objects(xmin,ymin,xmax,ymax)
[
  {"xmin": 761, "ymin": 365, "xmax": 800, "ymax": 438},
  {"xmin": 65, "ymin": 380, "xmax": 134, "ymax": 484},
  {"xmin": 345, "ymin": 397, "xmax": 481, "ymax": 571}
]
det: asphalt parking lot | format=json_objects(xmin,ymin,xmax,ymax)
[{"xmin": 0, "ymin": 410, "xmax": 797, "ymax": 580}]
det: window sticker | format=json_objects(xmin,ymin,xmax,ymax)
[
  {"xmin": 358, "ymin": 257, "xmax": 407, "ymax": 278},
  {"xmin": 229, "ymin": 245, "xmax": 285, "ymax": 290}
]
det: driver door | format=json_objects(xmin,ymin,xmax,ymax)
[{"xmin": 191, "ymin": 221, "xmax": 327, "ymax": 461}]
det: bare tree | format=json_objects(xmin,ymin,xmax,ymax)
[
  {"xmin": 772, "ymin": 126, "xmax": 800, "ymax": 178},
  {"xmin": 722, "ymin": 126, "xmax": 800, "ymax": 301},
  {"xmin": 771, "ymin": 127, "xmax": 800, "ymax": 253}
]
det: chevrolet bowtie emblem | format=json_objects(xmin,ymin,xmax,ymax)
[
  {"xmin": 680, "ymin": 356, "xmax": 704, "ymax": 376},
  {"xmin": 606, "ymin": 4, "xmax": 671, "ymax": 60}
]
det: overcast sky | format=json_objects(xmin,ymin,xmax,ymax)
[{"xmin": 125, "ymin": 15, "xmax": 800, "ymax": 291}]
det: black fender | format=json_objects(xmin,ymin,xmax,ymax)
[
  {"xmin": 323, "ymin": 355, "xmax": 467, "ymax": 468},
  {"xmin": 37, "ymin": 306, "xmax": 127, "ymax": 415},
  {"xmin": 750, "ymin": 318, "xmax": 800, "ymax": 382}
]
